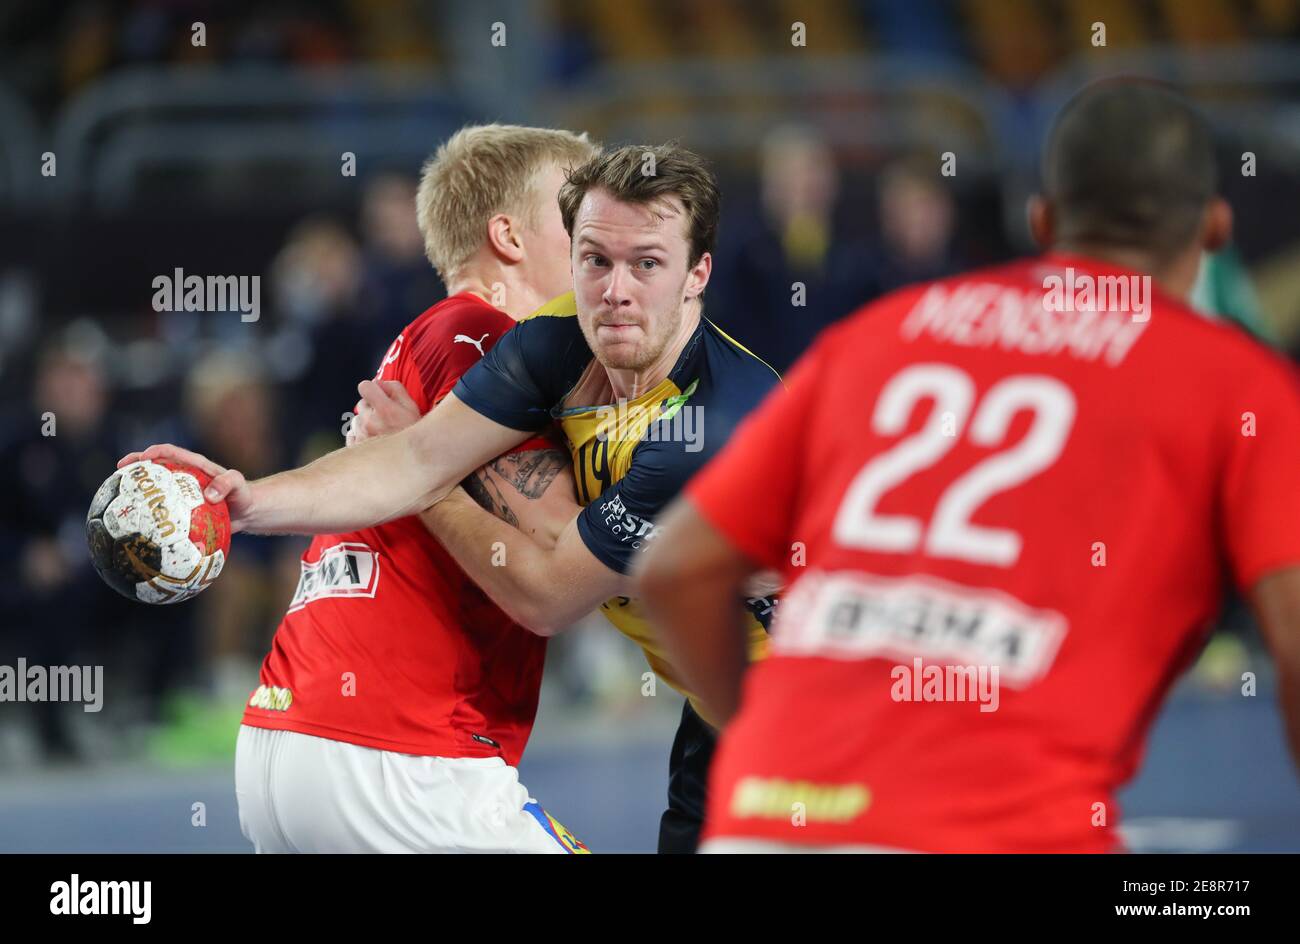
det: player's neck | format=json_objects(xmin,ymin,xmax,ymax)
[
  {"xmin": 447, "ymin": 270, "xmax": 548, "ymax": 322},
  {"xmin": 602, "ymin": 305, "xmax": 701, "ymax": 401},
  {"xmin": 1052, "ymin": 241, "xmax": 1197, "ymax": 301}
]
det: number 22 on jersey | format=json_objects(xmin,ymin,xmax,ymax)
[{"xmin": 832, "ymin": 363, "xmax": 1076, "ymax": 567}]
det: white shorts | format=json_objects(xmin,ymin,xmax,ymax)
[{"xmin": 234, "ymin": 725, "xmax": 587, "ymax": 854}]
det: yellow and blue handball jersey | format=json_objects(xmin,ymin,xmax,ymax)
[{"xmin": 452, "ymin": 292, "xmax": 781, "ymax": 724}]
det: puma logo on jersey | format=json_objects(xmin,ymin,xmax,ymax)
[{"xmin": 454, "ymin": 332, "xmax": 490, "ymax": 357}]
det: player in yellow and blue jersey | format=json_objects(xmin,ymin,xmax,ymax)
[
  {"xmin": 451, "ymin": 284, "xmax": 779, "ymax": 850},
  {"xmin": 435, "ymin": 146, "xmax": 781, "ymax": 852}
]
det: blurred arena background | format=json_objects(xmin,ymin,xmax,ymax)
[{"xmin": 1, "ymin": 0, "xmax": 1299, "ymax": 852}]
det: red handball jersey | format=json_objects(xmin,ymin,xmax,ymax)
[
  {"xmin": 242, "ymin": 293, "xmax": 551, "ymax": 766},
  {"xmin": 688, "ymin": 252, "xmax": 1300, "ymax": 852}
]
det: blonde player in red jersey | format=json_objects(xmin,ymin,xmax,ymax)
[
  {"xmin": 235, "ymin": 125, "xmax": 598, "ymax": 853},
  {"xmin": 638, "ymin": 81, "xmax": 1300, "ymax": 852}
]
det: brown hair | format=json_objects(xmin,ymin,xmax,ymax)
[
  {"xmin": 558, "ymin": 143, "xmax": 721, "ymax": 265},
  {"xmin": 417, "ymin": 124, "xmax": 598, "ymax": 280}
]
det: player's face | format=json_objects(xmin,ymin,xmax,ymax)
[
  {"xmin": 571, "ymin": 188, "xmax": 702, "ymax": 372},
  {"xmin": 525, "ymin": 163, "xmax": 576, "ymax": 301}
]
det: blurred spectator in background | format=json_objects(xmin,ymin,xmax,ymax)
[
  {"xmin": 0, "ymin": 339, "xmax": 109, "ymax": 761},
  {"xmin": 870, "ymin": 157, "xmax": 961, "ymax": 292},
  {"xmin": 0, "ymin": 328, "xmax": 196, "ymax": 762},
  {"xmin": 357, "ymin": 172, "xmax": 442, "ymax": 350},
  {"xmin": 266, "ymin": 215, "xmax": 369, "ymax": 462},
  {"xmin": 710, "ymin": 124, "xmax": 876, "ymax": 373},
  {"xmin": 266, "ymin": 177, "xmax": 442, "ymax": 465},
  {"xmin": 0, "ymin": 270, "xmax": 38, "ymax": 403}
]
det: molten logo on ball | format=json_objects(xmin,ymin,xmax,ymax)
[{"xmin": 86, "ymin": 460, "xmax": 231, "ymax": 604}]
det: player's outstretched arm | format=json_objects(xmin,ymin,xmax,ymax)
[
  {"xmin": 349, "ymin": 379, "xmax": 578, "ymax": 549},
  {"xmin": 119, "ymin": 392, "xmax": 530, "ymax": 536},
  {"xmin": 635, "ymin": 496, "xmax": 754, "ymax": 724},
  {"xmin": 1248, "ymin": 567, "xmax": 1300, "ymax": 771}
]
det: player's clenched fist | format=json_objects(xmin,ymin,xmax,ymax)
[
  {"xmin": 348, "ymin": 379, "xmax": 422, "ymax": 446},
  {"xmin": 116, "ymin": 443, "xmax": 254, "ymax": 532}
]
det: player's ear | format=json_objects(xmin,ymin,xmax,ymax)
[
  {"xmin": 486, "ymin": 213, "xmax": 525, "ymax": 265},
  {"xmin": 1027, "ymin": 195, "xmax": 1054, "ymax": 250},
  {"xmin": 684, "ymin": 251, "xmax": 711, "ymax": 301},
  {"xmin": 1201, "ymin": 197, "xmax": 1233, "ymax": 254}
]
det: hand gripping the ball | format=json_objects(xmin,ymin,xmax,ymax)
[
  {"xmin": 90, "ymin": 458, "xmax": 232, "ymax": 603},
  {"xmin": 117, "ymin": 444, "xmax": 252, "ymax": 533}
]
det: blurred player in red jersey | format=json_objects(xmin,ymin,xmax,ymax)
[
  {"xmin": 235, "ymin": 125, "xmax": 598, "ymax": 853},
  {"xmin": 638, "ymin": 81, "xmax": 1300, "ymax": 852}
]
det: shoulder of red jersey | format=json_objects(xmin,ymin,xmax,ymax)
[
  {"xmin": 400, "ymin": 292, "xmax": 514, "ymax": 354},
  {"xmin": 1142, "ymin": 290, "xmax": 1287, "ymax": 369},
  {"xmin": 371, "ymin": 293, "xmax": 519, "ymax": 410},
  {"xmin": 406, "ymin": 293, "xmax": 515, "ymax": 378}
]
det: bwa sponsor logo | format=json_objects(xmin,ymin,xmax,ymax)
[
  {"xmin": 288, "ymin": 542, "xmax": 380, "ymax": 611},
  {"xmin": 772, "ymin": 570, "xmax": 1066, "ymax": 687},
  {"xmin": 50, "ymin": 874, "xmax": 151, "ymax": 925}
]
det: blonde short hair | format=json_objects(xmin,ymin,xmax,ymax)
[{"xmin": 417, "ymin": 124, "xmax": 599, "ymax": 281}]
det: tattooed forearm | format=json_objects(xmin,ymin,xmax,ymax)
[
  {"xmin": 487, "ymin": 449, "xmax": 567, "ymax": 499},
  {"xmin": 461, "ymin": 469, "xmax": 519, "ymax": 528},
  {"xmin": 458, "ymin": 447, "xmax": 569, "ymax": 532}
]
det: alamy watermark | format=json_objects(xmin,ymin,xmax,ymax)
[
  {"xmin": 0, "ymin": 659, "xmax": 103, "ymax": 712},
  {"xmin": 1043, "ymin": 267, "xmax": 1152, "ymax": 323},
  {"xmin": 593, "ymin": 401, "xmax": 705, "ymax": 452},
  {"xmin": 890, "ymin": 657, "xmax": 1000, "ymax": 712},
  {"xmin": 50, "ymin": 874, "xmax": 150, "ymax": 924},
  {"xmin": 152, "ymin": 268, "xmax": 260, "ymax": 322}
]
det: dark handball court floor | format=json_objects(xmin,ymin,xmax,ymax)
[{"xmin": 0, "ymin": 685, "xmax": 1296, "ymax": 853}]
